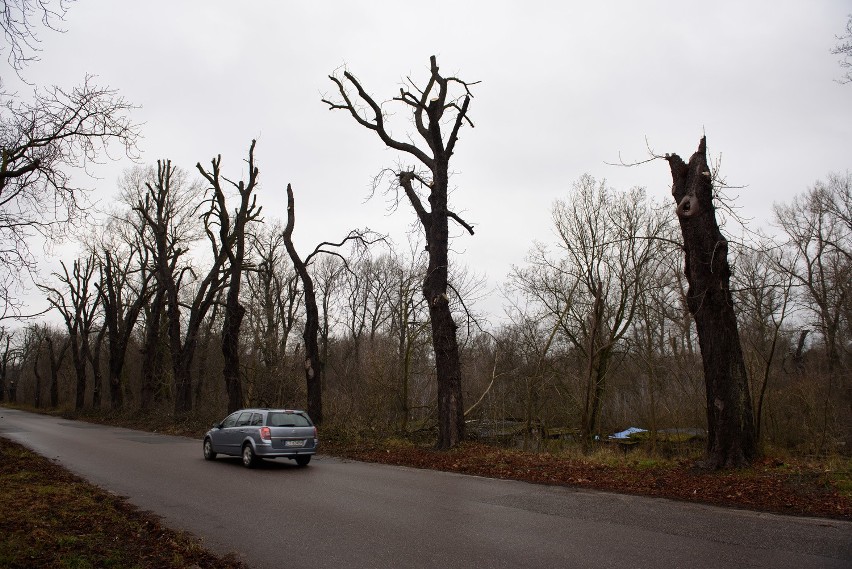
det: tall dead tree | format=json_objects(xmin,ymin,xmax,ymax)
[
  {"xmin": 197, "ymin": 140, "xmax": 263, "ymax": 413},
  {"xmin": 282, "ymin": 184, "xmax": 322, "ymax": 424},
  {"xmin": 324, "ymin": 55, "xmax": 476, "ymax": 449},
  {"xmin": 665, "ymin": 136, "xmax": 756, "ymax": 468},
  {"xmin": 282, "ymin": 183, "xmax": 380, "ymax": 425}
]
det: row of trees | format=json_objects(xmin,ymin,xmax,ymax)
[
  {"xmin": 1, "ymin": 0, "xmax": 850, "ymax": 465},
  {"xmin": 1, "ymin": 162, "xmax": 849, "ymax": 457}
]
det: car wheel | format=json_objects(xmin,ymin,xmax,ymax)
[
  {"xmin": 203, "ymin": 438, "xmax": 217, "ymax": 460},
  {"xmin": 295, "ymin": 455, "xmax": 311, "ymax": 467},
  {"xmin": 242, "ymin": 444, "xmax": 258, "ymax": 468}
]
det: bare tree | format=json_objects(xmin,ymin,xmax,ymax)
[
  {"xmin": 282, "ymin": 183, "xmax": 380, "ymax": 425},
  {"xmin": 0, "ymin": 0, "xmax": 74, "ymax": 73},
  {"xmin": 386, "ymin": 243, "xmax": 429, "ymax": 432},
  {"xmin": 196, "ymin": 140, "xmax": 263, "ymax": 413},
  {"xmin": 0, "ymin": 326, "xmax": 12, "ymax": 401},
  {"xmin": 0, "ymin": 76, "xmax": 138, "ymax": 317},
  {"xmin": 244, "ymin": 223, "xmax": 302, "ymax": 406},
  {"xmin": 774, "ymin": 174, "xmax": 852, "ymax": 451},
  {"xmin": 733, "ymin": 245, "xmax": 794, "ymax": 443},
  {"xmin": 134, "ymin": 160, "xmax": 221, "ymax": 414},
  {"xmin": 324, "ymin": 55, "xmax": 477, "ymax": 449},
  {"xmin": 97, "ymin": 244, "xmax": 150, "ymax": 410},
  {"xmin": 25, "ymin": 322, "xmax": 66, "ymax": 407},
  {"xmin": 38, "ymin": 254, "xmax": 100, "ymax": 410},
  {"xmin": 510, "ymin": 175, "xmax": 668, "ymax": 446},
  {"xmin": 86, "ymin": 320, "xmax": 106, "ymax": 408},
  {"xmin": 127, "ymin": 162, "xmax": 200, "ymax": 409},
  {"xmin": 832, "ymin": 14, "xmax": 852, "ymax": 84},
  {"xmin": 665, "ymin": 136, "xmax": 756, "ymax": 468}
]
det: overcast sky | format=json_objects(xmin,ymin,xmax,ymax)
[{"xmin": 10, "ymin": 0, "xmax": 852, "ymax": 323}]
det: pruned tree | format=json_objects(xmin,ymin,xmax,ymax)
[
  {"xmin": 665, "ymin": 136, "xmax": 756, "ymax": 468},
  {"xmin": 95, "ymin": 243, "xmax": 151, "ymax": 410},
  {"xmin": 38, "ymin": 254, "xmax": 100, "ymax": 410},
  {"xmin": 0, "ymin": 76, "xmax": 138, "ymax": 318},
  {"xmin": 324, "ymin": 55, "xmax": 477, "ymax": 449},
  {"xmin": 196, "ymin": 140, "xmax": 263, "ymax": 413},
  {"xmin": 134, "ymin": 160, "xmax": 220, "ymax": 414}
]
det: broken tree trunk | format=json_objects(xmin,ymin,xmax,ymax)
[{"xmin": 665, "ymin": 136, "xmax": 757, "ymax": 468}]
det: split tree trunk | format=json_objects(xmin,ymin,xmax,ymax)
[{"xmin": 666, "ymin": 136, "xmax": 756, "ymax": 468}]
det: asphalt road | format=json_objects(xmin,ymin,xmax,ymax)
[{"xmin": 1, "ymin": 407, "xmax": 850, "ymax": 569}]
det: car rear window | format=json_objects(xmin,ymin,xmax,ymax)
[{"xmin": 267, "ymin": 412, "xmax": 311, "ymax": 427}]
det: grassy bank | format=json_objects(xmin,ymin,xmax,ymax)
[{"xmin": 0, "ymin": 437, "xmax": 246, "ymax": 569}]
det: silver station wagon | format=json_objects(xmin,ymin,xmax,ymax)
[{"xmin": 203, "ymin": 408, "xmax": 318, "ymax": 468}]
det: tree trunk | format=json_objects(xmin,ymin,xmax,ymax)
[
  {"xmin": 666, "ymin": 136, "xmax": 756, "ymax": 468},
  {"xmin": 0, "ymin": 334, "xmax": 10, "ymax": 403},
  {"xmin": 423, "ymin": 170, "xmax": 465, "ymax": 449},
  {"xmin": 197, "ymin": 141, "xmax": 261, "ymax": 414},
  {"xmin": 140, "ymin": 289, "xmax": 166, "ymax": 411},
  {"xmin": 325, "ymin": 55, "xmax": 475, "ymax": 448},
  {"xmin": 71, "ymin": 338, "xmax": 87, "ymax": 410},
  {"xmin": 33, "ymin": 358, "xmax": 42, "ymax": 408},
  {"xmin": 89, "ymin": 326, "xmax": 106, "ymax": 410},
  {"xmin": 283, "ymin": 184, "xmax": 323, "ymax": 425},
  {"xmin": 222, "ymin": 300, "xmax": 245, "ymax": 413}
]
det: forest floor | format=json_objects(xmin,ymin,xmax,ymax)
[{"xmin": 320, "ymin": 438, "xmax": 852, "ymax": 520}]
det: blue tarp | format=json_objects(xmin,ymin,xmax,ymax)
[{"xmin": 608, "ymin": 427, "xmax": 648, "ymax": 440}]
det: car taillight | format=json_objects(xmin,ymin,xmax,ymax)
[
  {"xmin": 313, "ymin": 426, "xmax": 318, "ymax": 440},
  {"xmin": 260, "ymin": 427, "xmax": 271, "ymax": 441}
]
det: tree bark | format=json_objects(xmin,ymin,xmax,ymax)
[{"xmin": 666, "ymin": 136, "xmax": 757, "ymax": 468}]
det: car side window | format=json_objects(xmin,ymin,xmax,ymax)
[
  {"xmin": 250, "ymin": 413, "xmax": 263, "ymax": 426},
  {"xmin": 236, "ymin": 412, "xmax": 253, "ymax": 427},
  {"xmin": 221, "ymin": 412, "xmax": 240, "ymax": 428}
]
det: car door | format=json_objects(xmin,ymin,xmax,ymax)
[
  {"xmin": 229, "ymin": 411, "xmax": 254, "ymax": 451},
  {"xmin": 211, "ymin": 411, "xmax": 242, "ymax": 455}
]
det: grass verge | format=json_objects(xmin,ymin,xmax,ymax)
[{"xmin": 0, "ymin": 437, "xmax": 247, "ymax": 569}]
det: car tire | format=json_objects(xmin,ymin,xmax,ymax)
[
  {"xmin": 295, "ymin": 455, "xmax": 311, "ymax": 467},
  {"xmin": 242, "ymin": 444, "xmax": 258, "ymax": 468},
  {"xmin": 203, "ymin": 438, "xmax": 217, "ymax": 461}
]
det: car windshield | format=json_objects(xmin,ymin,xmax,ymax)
[{"xmin": 267, "ymin": 412, "xmax": 311, "ymax": 427}]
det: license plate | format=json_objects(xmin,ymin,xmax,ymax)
[{"xmin": 285, "ymin": 440, "xmax": 305, "ymax": 447}]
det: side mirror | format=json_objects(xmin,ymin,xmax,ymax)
[{"xmin": 213, "ymin": 422, "xmax": 222, "ymax": 429}]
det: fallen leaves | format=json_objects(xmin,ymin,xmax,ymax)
[{"xmin": 323, "ymin": 441, "xmax": 852, "ymax": 520}]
